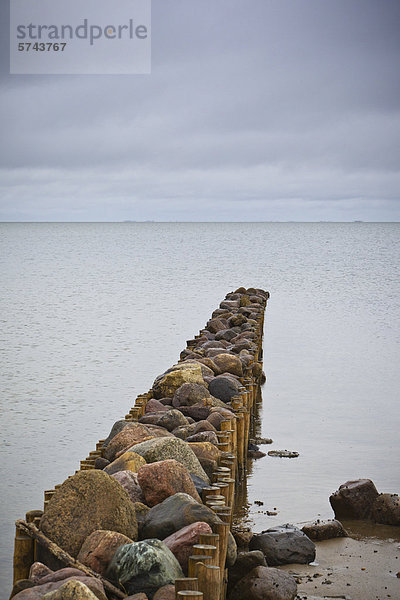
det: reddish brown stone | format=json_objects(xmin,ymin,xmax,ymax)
[
  {"xmin": 186, "ymin": 441, "xmax": 221, "ymax": 463},
  {"xmin": 145, "ymin": 399, "xmax": 169, "ymax": 413},
  {"xmin": 163, "ymin": 521, "xmax": 212, "ymax": 574},
  {"xmin": 111, "ymin": 470, "xmax": 145, "ymax": 504},
  {"xmin": 77, "ymin": 529, "xmax": 133, "ymax": 575},
  {"xmin": 103, "ymin": 423, "xmax": 156, "ymax": 461},
  {"xmin": 137, "ymin": 459, "xmax": 201, "ymax": 507}
]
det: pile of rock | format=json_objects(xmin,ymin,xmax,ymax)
[
  {"xmin": 330, "ymin": 478, "xmax": 400, "ymax": 525},
  {"xmin": 13, "ymin": 288, "xmax": 302, "ymax": 600}
]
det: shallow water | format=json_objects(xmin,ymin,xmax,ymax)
[{"xmin": 1, "ymin": 222, "xmax": 399, "ymax": 595}]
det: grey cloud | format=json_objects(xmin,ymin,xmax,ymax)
[{"xmin": 0, "ymin": 0, "xmax": 399, "ymax": 221}]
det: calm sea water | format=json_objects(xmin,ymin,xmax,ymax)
[{"xmin": 1, "ymin": 222, "xmax": 399, "ymax": 595}]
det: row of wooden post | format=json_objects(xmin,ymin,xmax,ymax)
[{"xmin": 13, "ymin": 294, "xmax": 266, "ymax": 600}]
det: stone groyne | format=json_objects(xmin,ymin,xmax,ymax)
[{"xmin": 11, "ymin": 287, "xmax": 269, "ymax": 600}]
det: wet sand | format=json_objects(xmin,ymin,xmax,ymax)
[{"xmin": 279, "ymin": 523, "xmax": 400, "ymax": 600}]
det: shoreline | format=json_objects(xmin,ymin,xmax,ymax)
[{"xmin": 280, "ymin": 532, "xmax": 400, "ymax": 600}]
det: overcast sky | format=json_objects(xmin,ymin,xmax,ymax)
[{"xmin": 0, "ymin": 0, "xmax": 399, "ymax": 221}]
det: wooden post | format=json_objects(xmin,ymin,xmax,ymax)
[
  {"xmin": 192, "ymin": 544, "xmax": 218, "ymax": 566},
  {"xmin": 176, "ymin": 592, "xmax": 203, "ymax": 599},
  {"xmin": 198, "ymin": 533, "xmax": 220, "ymax": 562},
  {"xmin": 195, "ymin": 562, "xmax": 221, "ymax": 600},
  {"xmin": 13, "ymin": 515, "xmax": 35, "ymax": 584},
  {"xmin": 188, "ymin": 555, "xmax": 212, "ymax": 577},
  {"xmin": 175, "ymin": 578, "xmax": 199, "ymax": 594}
]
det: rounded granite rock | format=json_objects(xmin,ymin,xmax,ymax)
[{"xmin": 39, "ymin": 470, "xmax": 138, "ymax": 558}]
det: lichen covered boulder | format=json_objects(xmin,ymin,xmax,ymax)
[
  {"xmin": 153, "ymin": 364, "xmax": 205, "ymax": 399},
  {"xmin": 39, "ymin": 470, "xmax": 138, "ymax": 558},
  {"xmin": 128, "ymin": 436, "xmax": 209, "ymax": 483}
]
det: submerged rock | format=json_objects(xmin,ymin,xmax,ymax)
[{"xmin": 106, "ymin": 539, "xmax": 184, "ymax": 599}]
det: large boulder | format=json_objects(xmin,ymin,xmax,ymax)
[
  {"xmin": 371, "ymin": 493, "xmax": 400, "ymax": 525},
  {"xmin": 104, "ymin": 451, "xmax": 146, "ymax": 476},
  {"xmin": 229, "ymin": 566, "xmax": 297, "ymax": 600},
  {"xmin": 127, "ymin": 437, "xmax": 209, "ymax": 483},
  {"xmin": 163, "ymin": 521, "xmax": 213, "ymax": 573},
  {"xmin": 249, "ymin": 524, "xmax": 315, "ymax": 566},
  {"xmin": 329, "ymin": 479, "xmax": 379, "ymax": 519},
  {"xmin": 152, "ymin": 365, "xmax": 205, "ymax": 399},
  {"xmin": 106, "ymin": 539, "xmax": 184, "ymax": 599},
  {"xmin": 208, "ymin": 376, "xmax": 240, "ymax": 403},
  {"xmin": 77, "ymin": 530, "xmax": 133, "ymax": 575},
  {"xmin": 173, "ymin": 383, "xmax": 211, "ymax": 408},
  {"xmin": 111, "ymin": 470, "xmax": 145, "ymax": 504},
  {"xmin": 212, "ymin": 353, "xmax": 243, "ymax": 377},
  {"xmin": 140, "ymin": 493, "xmax": 237, "ymax": 567},
  {"xmin": 137, "ymin": 459, "xmax": 201, "ymax": 506},
  {"xmin": 40, "ymin": 470, "xmax": 138, "ymax": 557}
]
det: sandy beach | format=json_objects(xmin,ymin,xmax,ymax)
[{"xmin": 279, "ymin": 523, "xmax": 400, "ymax": 600}]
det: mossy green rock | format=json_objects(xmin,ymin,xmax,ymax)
[
  {"xmin": 40, "ymin": 470, "xmax": 138, "ymax": 558},
  {"xmin": 106, "ymin": 539, "xmax": 184, "ymax": 599},
  {"xmin": 128, "ymin": 436, "xmax": 209, "ymax": 483}
]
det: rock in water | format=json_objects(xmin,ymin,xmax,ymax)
[
  {"xmin": 128, "ymin": 436, "xmax": 209, "ymax": 483},
  {"xmin": 371, "ymin": 493, "xmax": 400, "ymax": 525},
  {"xmin": 77, "ymin": 529, "xmax": 134, "ymax": 575},
  {"xmin": 249, "ymin": 524, "xmax": 316, "ymax": 566},
  {"xmin": 301, "ymin": 519, "xmax": 348, "ymax": 541},
  {"xmin": 39, "ymin": 470, "xmax": 138, "ymax": 557},
  {"xmin": 106, "ymin": 539, "xmax": 184, "ymax": 599},
  {"xmin": 137, "ymin": 459, "xmax": 201, "ymax": 506},
  {"xmin": 229, "ymin": 565, "xmax": 297, "ymax": 600},
  {"xmin": 329, "ymin": 478, "xmax": 379, "ymax": 519}
]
